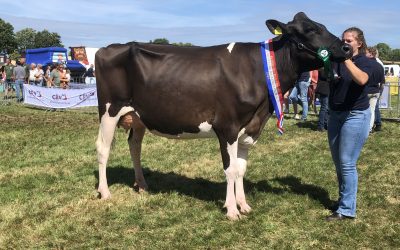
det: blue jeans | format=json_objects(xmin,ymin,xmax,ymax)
[
  {"xmin": 328, "ymin": 108, "xmax": 370, "ymax": 217},
  {"xmin": 318, "ymin": 94, "xmax": 329, "ymax": 130},
  {"xmin": 289, "ymin": 80, "xmax": 310, "ymax": 120},
  {"xmin": 15, "ymin": 79, "xmax": 24, "ymax": 101}
]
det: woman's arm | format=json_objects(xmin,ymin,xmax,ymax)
[{"xmin": 344, "ymin": 59, "xmax": 369, "ymax": 86}]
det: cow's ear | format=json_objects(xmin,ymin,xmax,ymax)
[{"xmin": 266, "ymin": 19, "xmax": 288, "ymax": 36}]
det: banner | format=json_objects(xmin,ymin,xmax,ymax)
[
  {"xmin": 379, "ymin": 84, "xmax": 390, "ymax": 109},
  {"xmin": 70, "ymin": 46, "xmax": 89, "ymax": 65},
  {"xmin": 23, "ymin": 84, "xmax": 98, "ymax": 109}
]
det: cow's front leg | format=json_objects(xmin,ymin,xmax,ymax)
[
  {"xmin": 128, "ymin": 122, "xmax": 148, "ymax": 192},
  {"xmin": 236, "ymin": 144, "xmax": 251, "ymax": 214},
  {"xmin": 96, "ymin": 115, "xmax": 119, "ymax": 199},
  {"xmin": 218, "ymin": 136, "xmax": 241, "ymax": 220}
]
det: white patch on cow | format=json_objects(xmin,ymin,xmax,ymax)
[
  {"xmin": 149, "ymin": 121, "xmax": 216, "ymax": 139},
  {"xmin": 227, "ymin": 42, "xmax": 235, "ymax": 53},
  {"xmin": 238, "ymin": 128, "xmax": 256, "ymax": 146}
]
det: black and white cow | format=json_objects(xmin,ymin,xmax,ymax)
[{"xmin": 95, "ymin": 12, "xmax": 351, "ymax": 220}]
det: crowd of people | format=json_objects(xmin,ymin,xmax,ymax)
[{"xmin": 1, "ymin": 58, "xmax": 95, "ymax": 102}]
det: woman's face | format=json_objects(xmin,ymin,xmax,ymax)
[{"xmin": 342, "ymin": 31, "xmax": 361, "ymax": 56}]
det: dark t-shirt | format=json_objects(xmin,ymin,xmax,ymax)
[
  {"xmin": 329, "ymin": 54, "xmax": 372, "ymax": 111},
  {"xmin": 366, "ymin": 58, "xmax": 385, "ymax": 94},
  {"xmin": 315, "ymin": 68, "xmax": 329, "ymax": 96}
]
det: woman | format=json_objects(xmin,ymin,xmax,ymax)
[{"xmin": 326, "ymin": 27, "xmax": 372, "ymax": 221}]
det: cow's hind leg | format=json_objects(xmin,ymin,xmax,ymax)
[
  {"xmin": 127, "ymin": 122, "xmax": 148, "ymax": 192},
  {"xmin": 236, "ymin": 143, "xmax": 251, "ymax": 214},
  {"xmin": 96, "ymin": 115, "xmax": 119, "ymax": 199}
]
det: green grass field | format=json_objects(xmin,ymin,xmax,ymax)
[{"xmin": 0, "ymin": 101, "xmax": 399, "ymax": 249}]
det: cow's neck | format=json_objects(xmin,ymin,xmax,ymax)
[{"xmin": 272, "ymin": 38, "xmax": 316, "ymax": 94}]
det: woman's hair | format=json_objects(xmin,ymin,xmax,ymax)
[{"xmin": 342, "ymin": 27, "xmax": 367, "ymax": 54}]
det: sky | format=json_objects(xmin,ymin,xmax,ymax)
[{"xmin": 0, "ymin": 0, "xmax": 399, "ymax": 50}]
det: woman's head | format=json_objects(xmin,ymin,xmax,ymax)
[{"xmin": 342, "ymin": 27, "xmax": 367, "ymax": 56}]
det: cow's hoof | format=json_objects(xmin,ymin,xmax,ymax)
[
  {"xmin": 226, "ymin": 208, "xmax": 242, "ymax": 220},
  {"xmin": 98, "ymin": 188, "xmax": 111, "ymax": 200},
  {"xmin": 134, "ymin": 182, "xmax": 148, "ymax": 193},
  {"xmin": 239, "ymin": 203, "xmax": 252, "ymax": 214}
]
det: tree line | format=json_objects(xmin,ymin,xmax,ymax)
[{"xmin": 1, "ymin": 18, "xmax": 399, "ymax": 62}]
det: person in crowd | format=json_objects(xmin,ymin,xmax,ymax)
[
  {"xmin": 3, "ymin": 58, "xmax": 14, "ymax": 100},
  {"xmin": 60, "ymin": 68, "xmax": 71, "ymax": 89},
  {"xmin": 309, "ymin": 70, "xmax": 319, "ymax": 115},
  {"xmin": 50, "ymin": 63, "xmax": 62, "ymax": 88},
  {"xmin": 289, "ymin": 71, "xmax": 311, "ymax": 121},
  {"xmin": 44, "ymin": 65, "xmax": 52, "ymax": 87},
  {"xmin": 315, "ymin": 68, "xmax": 329, "ymax": 132},
  {"xmin": 366, "ymin": 47, "xmax": 385, "ymax": 132},
  {"xmin": 365, "ymin": 47, "xmax": 385, "ymax": 133},
  {"xmin": 28, "ymin": 63, "xmax": 38, "ymax": 85},
  {"xmin": 84, "ymin": 64, "xmax": 95, "ymax": 84},
  {"xmin": 326, "ymin": 27, "xmax": 372, "ymax": 221},
  {"xmin": 12, "ymin": 60, "xmax": 26, "ymax": 102},
  {"xmin": 283, "ymin": 89, "xmax": 292, "ymax": 114},
  {"xmin": 35, "ymin": 64, "xmax": 44, "ymax": 87}
]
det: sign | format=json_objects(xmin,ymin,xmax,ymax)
[
  {"xmin": 379, "ymin": 84, "xmax": 390, "ymax": 109},
  {"xmin": 23, "ymin": 84, "xmax": 98, "ymax": 109}
]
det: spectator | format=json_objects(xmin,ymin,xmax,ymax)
[
  {"xmin": 12, "ymin": 60, "xmax": 26, "ymax": 102},
  {"xmin": 309, "ymin": 70, "xmax": 319, "ymax": 114},
  {"xmin": 44, "ymin": 65, "xmax": 52, "ymax": 87},
  {"xmin": 283, "ymin": 89, "xmax": 292, "ymax": 114},
  {"xmin": 326, "ymin": 27, "xmax": 372, "ymax": 221},
  {"xmin": 84, "ymin": 64, "xmax": 95, "ymax": 84},
  {"xmin": 315, "ymin": 68, "xmax": 329, "ymax": 132},
  {"xmin": 3, "ymin": 58, "xmax": 14, "ymax": 100},
  {"xmin": 35, "ymin": 64, "xmax": 44, "ymax": 86},
  {"xmin": 289, "ymin": 71, "xmax": 311, "ymax": 121},
  {"xmin": 28, "ymin": 63, "xmax": 38, "ymax": 85},
  {"xmin": 365, "ymin": 47, "xmax": 385, "ymax": 133},
  {"xmin": 60, "ymin": 68, "xmax": 71, "ymax": 89},
  {"xmin": 50, "ymin": 63, "xmax": 63, "ymax": 88}
]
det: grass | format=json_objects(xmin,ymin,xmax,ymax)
[{"xmin": 0, "ymin": 99, "xmax": 399, "ymax": 249}]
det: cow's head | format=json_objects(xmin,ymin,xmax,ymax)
[{"xmin": 266, "ymin": 12, "xmax": 352, "ymax": 69}]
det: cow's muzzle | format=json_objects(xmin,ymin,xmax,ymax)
[{"xmin": 342, "ymin": 43, "xmax": 353, "ymax": 59}]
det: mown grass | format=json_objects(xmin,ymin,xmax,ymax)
[{"xmin": 0, "ymin": 101, "xmax": 399, "ymax": 249}]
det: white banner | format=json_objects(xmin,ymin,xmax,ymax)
[
  {"xmin": 379, "ymin": 84, "xmax": 389, "ymax": 109},
  {"xmin": 23, "ymin": 84, "xmax": 98, "ymax": 109}
]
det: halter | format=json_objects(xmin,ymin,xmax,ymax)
[
  {"xmin": 289, "ymin": 36, "xmax": 341, "ymax": 80},
  {"xmin": 289, "ymin": 36, "xmax": 340, "ymax": 56}
]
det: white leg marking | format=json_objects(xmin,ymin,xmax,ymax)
[
  {"xmin": 236, "ymin": 144, "xmax": 251, "ymax": 214},
  {"xmin": 224, "ymin": 139, "xmax": 241, "ymax": 220},
  {"xmin": 227, "ymin": 42, "xmax": 236, "ymax": 53},
  {"xmin": 96, "ymin": 103, "xmax": 134, "ymax": 199}
]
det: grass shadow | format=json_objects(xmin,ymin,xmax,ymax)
[
  {"xmin": 94, "ymin": 167, "xmax": 333, "ymax": 209},
  {"xmin": 273, "ymin": 175, "xmax": 334, "ymax": 209}
]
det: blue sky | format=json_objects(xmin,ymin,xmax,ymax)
[{"xmin": 0, "ymin": 0, "xmax": 399, "ymax": 49}]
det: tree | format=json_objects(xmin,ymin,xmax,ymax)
[
  {"xmin": 151, "ymin": 38, "xmax": 169, "ymax": 44},
  {"xmin": 172, "ymin": 42, "xmax": 194, "ymax": 46},
  {"xmin": 376, "ymin": 43, "xmax": 391, "ymax": 60},
  {"xmin": 15, "ymin": 28, "xmax": 36, "ymax": 51},
  {"xmin": 390, "ymin": 49, "xmax": 400, "ymax": 61},
  {"xmin": 0, "ymin": 18, "xmax": 17, "ymax": 54},
  {"xmin": 34, "ymin": 29, "xmax": 63, "ymax": 48}
]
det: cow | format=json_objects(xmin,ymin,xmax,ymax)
[{"xmin": 95, "ymin": 12, "xmax": 351, "ymax": 220}]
